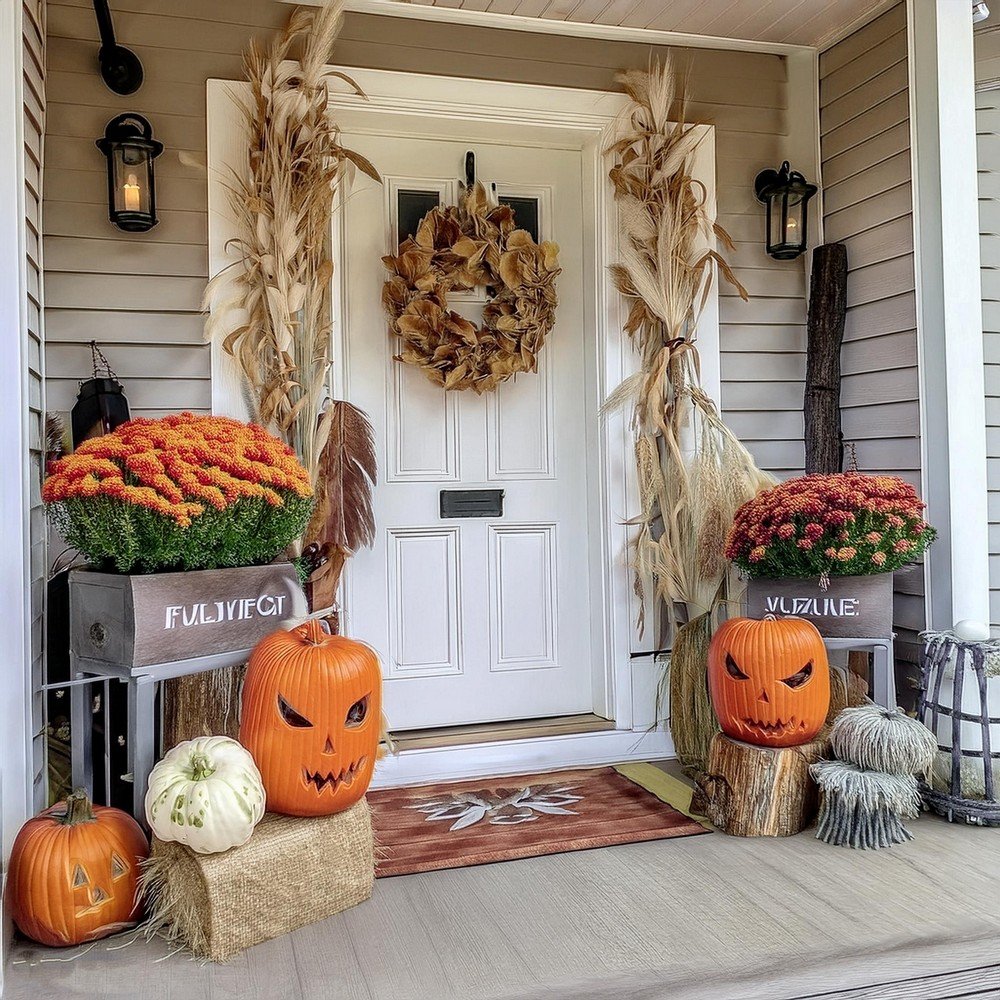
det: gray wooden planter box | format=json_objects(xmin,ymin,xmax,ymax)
[
  {"xmin": 746, "ymin": 573, "xmax": 894, "ymax": 638},
  {"xmin": 70, "ymin": 562, "xmax": 307, "ymax": 668}
]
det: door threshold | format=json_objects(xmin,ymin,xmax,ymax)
[
  {"xmin": 392, "ymin": 714, "xmax": 615, "ymax": 752},
  {"xmin": 372, "ymin": 724, "xmax": 674, "ymax": 789}
]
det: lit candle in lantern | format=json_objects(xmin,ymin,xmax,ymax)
[{"xmin": 123, "ymin": 173, "xmax": 141, "ymax": 212}]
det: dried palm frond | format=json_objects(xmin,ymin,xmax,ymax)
[
  {"xmin": 607, "ymin": 58, "xmax": 774, "ymax": 769},
  {"xmin": 204, "ymin": 0, "xmax": 380, "ymax": 488},
  {"xmin": 305, "ymin": 399, "xmax": 377, "ymax": 599}
]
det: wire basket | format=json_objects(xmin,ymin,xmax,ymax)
[{"xmin": 918, "ymin": 631, "xmax": 1000, "ymax": 825}]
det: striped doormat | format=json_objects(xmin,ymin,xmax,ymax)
[{"xmin": 368, "ymin": 765, "xmax": 709, "ymax": 877}]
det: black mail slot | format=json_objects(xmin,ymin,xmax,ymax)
[{"xmin": 440, "ymin": 489, "xmax": 504, "ymax": 518}]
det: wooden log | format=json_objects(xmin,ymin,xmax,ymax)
[
  {"xmin": 162, "ymin": 668, "xmax": 243, "ymax": 748},
  {"xmin": 804, "ymin": 243, "xmax": 848, "ymax": 475},
  {"xmin": 696, "ymin": 733, "xmax": 826, "ymax": 837},
  {"xmin": 847, "ymin": 650, "xmax": 872, "ymax": 700}
]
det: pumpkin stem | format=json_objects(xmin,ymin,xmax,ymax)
[
  {"xmin": 58, "ymin": 788, "xmax": 96, "ymax": 826},
  {"xmin": 303, "ymin": 618, "xmax": 328, "ymax": 646},
  {"xmin": 189, "ymin": 752, "xmax": 216, "ymax": 781}
]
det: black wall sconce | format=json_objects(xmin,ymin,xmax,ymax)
[
  {"xmin": 72, "ymin": 342, "xmax": 130, "ymax": 447},
  {"xmin": 92, "ymin": 0, "xmax": 143, "ymax": 95},
  {"xmin": 753, "ymin": 161, "xmax": 818, "ymax": 260},
  {"xmin": 96, "ymin": 114, "xmax": 163, "ymax": 233}
]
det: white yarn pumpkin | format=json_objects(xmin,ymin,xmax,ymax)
[
  {"xmin": 954, "ymin": 619, "xmax": 991, "ymax": 643},
  {"xmin": 145, "ymin": 736, "xmax": 265, "ymax": 854}
]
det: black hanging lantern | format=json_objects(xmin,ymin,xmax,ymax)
[
  {"xmin": 72, "ymin": 342, "xmax": 131, "ymax": 448},
  {"xmin": 753, "ymin": 161, "xmax": 818, "ymax": 261},
  {"xmin": 96, "ymin": 113, "xmax": 162, "ymax": 233}
]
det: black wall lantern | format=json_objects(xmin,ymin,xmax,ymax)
[
  {"xmin": 72, "ymin": 342, "xmax": 131, "ymax": 448},
  {"xmin": 96, "ymin": 114, "xmax": 162, "ymax": 233},
  {"xmin": 753, "ymin": 161, "xmax": 818, "ymax": 260}
]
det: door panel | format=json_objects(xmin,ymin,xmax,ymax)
[
  {"xmin": 341, "ymin": 129, "xmax": 595, "ymax": 730},
  {"xmin": 489, "ymin": 523, "xmax": 558, "ymax": 669},
  {"xmin": 387, "ymin": 528, "xmax": 461, "ymax": 675}
]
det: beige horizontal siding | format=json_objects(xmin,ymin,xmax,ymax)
[
  {"xmin": 24, "ymin": 0, "xmax": 46, "ymax": 807},
  {"xmin": 976, "ymin": 71, "xmax": 1000, "ymax": 632},
  {"xmin": 44, "ymin": 0, "xmax": 808, "ymax": 476},
  {"xmin": 976, "ymin": 23, "xmax": 1000, "ymax": 89},
  {"xmin": 820, "ymin": 2, "xmax": 924, "ymax": 678}
]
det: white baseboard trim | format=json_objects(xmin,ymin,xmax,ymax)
[{"xmin": 370, "ymin": 727, "xmax": 674, "ymax": 788}]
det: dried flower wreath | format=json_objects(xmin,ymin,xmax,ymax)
[{"xmin": 382, "ymin": 182, "xmax": 561, "ymax": 394}]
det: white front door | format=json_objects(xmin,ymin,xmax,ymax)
[{"xmin": 340, "ymin": 127, "xmax": 598, "ymax": 731}]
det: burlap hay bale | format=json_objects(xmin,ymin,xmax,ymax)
[{"xmin": 140, "ymin": 798, "xmax": 374, "ymax": 961}]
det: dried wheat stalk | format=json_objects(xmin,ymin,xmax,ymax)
[{"xmin": 204, "ymin": 0, "xmax": 380, "ymax": 486}]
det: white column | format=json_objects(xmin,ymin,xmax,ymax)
[{"xmin": 908, "ymin": 0, "xmax": 990, "ymax": 627}]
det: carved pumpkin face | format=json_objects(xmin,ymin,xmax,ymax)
[
  {"xmin": 8, "ymin": 790, "xmax": 149, "ymax": 947},
  {"xmin": 240, "ymin": 621, "xmax": 382, "ymax": 816},
  {"xmin": 708, "ymin": 615, "xmax": 830, "ymax": 747}
]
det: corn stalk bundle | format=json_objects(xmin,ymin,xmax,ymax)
[
  {"xmin": 204, "ymin": 0, "xmax": 380, "ymax": 488},
  {"xmin": 606, "ymin": 60, "xmax": 773, "ymax": 768}
]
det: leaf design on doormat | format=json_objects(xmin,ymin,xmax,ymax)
[{"xmin": 406, "ymin": 785, "xmax": 583, "ymax": 831}]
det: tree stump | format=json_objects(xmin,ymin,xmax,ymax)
[{"xmin": 696, "ymin": 733, "xmax": 827, "ymax": 837}]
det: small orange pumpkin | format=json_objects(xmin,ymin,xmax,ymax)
[
  {"xmin": 240, "ymin": 620, "xmax": 382, "ymax": 817},
  {"xmin": 8, "ymin": 789, "xmax": 149, "ymax": 947},
  {"xmin": 708, "ymin": 615, "xmax": 830, "ymax": 747}
]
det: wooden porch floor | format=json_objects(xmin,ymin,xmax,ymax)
[{"xmin": 6, "ymin": 804, "xmax": 1000, "ymax": 999}]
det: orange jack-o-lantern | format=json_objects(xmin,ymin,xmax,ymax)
[
  {"xmin": 8, "ymin": 789, "xmax": 149, "ymax": 947},
  {"xmin": 240, "ymin": 620, "xmax": 382, "ymax": 816},
  {"xmin": 708, "ymin": 615, "xmax": 830, "ymax": 747}
]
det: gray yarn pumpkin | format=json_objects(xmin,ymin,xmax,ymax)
[
  {"xmin": 830, "ymin": 704, "xmax": 936, "ymax": 776},
  {"xmin": 811, "ymin": 760, "xmax": 921, "ymax": 850}
]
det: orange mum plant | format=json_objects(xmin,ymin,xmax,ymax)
[
  {"xmin": 726, "ymin": 472, "xmax": 935, "ymax": 581},
  {"xmin": 43, "ymin": 413, "xmax": 314, "ymax": 574}
]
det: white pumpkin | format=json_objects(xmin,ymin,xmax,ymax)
[
  {"xmin": 954, "ymin": 619, "xmax": 991, "ymax": 643},
  {"xmin": 145, "ymin": 736, "xmax": 265, "ymax": 854}
]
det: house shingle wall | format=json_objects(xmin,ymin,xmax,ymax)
[
  {"xmin": 43, "ymin": 0, "xmax": 808, "ymax": 477},
  {"xmin": 23, "ymin": 0, "xmax": 47, "ymax": 810},
  {"xmin": 819, "ymin": 2, "xmax": 925, "ymax": 680},
  {"xmin": 976, "ymin": 24, "xmax": 1000, "ymax": 633}
]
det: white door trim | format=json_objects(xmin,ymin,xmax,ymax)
[
  {"xmin": 207, "ymin": 69, "xmax": 722, "ymax": 784},
  {"xmin": 906, "ymin": 0, "xmax": 990, "ymax": 628}
]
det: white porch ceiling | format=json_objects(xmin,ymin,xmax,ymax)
[{"xmin": 357, "ymin": 0, "xmax": 892, "ymax": 48}]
